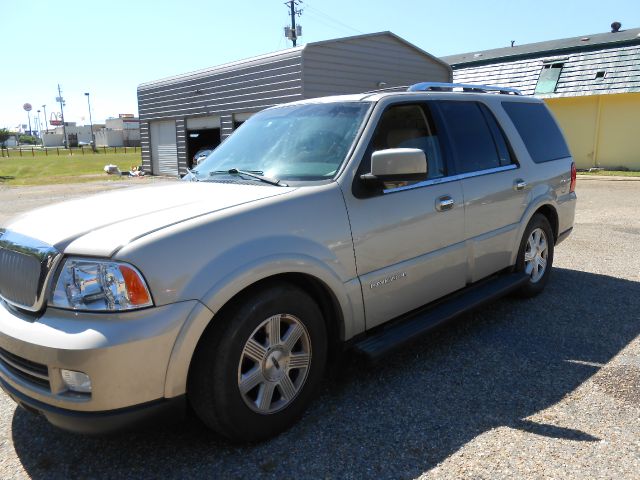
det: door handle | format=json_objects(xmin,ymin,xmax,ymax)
[
  {"xmin": 436, "ymin": 195, "xmax": 455, "ymax": 212},
  {"xmin": 514, "ymin": 179, "xmax": 528, "ymax": 191}
]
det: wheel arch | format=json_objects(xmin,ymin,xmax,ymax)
[
  {"xmin": 535, "ymin": 204, "xmax": 559, "ymax": 243},
  {"xmin": 510, "ymin": 199, "xmax": 560, "ymax": 266},
  {"xmin": 164, "ymin": 270, "xmax": 354, "ymax": 399}
]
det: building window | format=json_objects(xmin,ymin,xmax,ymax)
[
  {"xmin": 534, "ymin": 63, "xmax": 563, "ymax": 94},
  {"xmin": 595, "ymin": 70, "xmax": 606, "ymax": 80}
]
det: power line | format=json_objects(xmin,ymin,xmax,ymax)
[
  {"xmin": 303, "ymin": 3, "xmax": 364, "ymax": 35},
  {"xmin": 303, "ymin": 10, "xmax": 359, "ymax": 36}
]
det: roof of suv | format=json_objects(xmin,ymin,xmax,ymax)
[{"xmin": 280, "ymin": 83, "xmax": 543, "ymax": 107}]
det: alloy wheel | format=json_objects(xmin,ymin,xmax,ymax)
[{"xmin": 237, "ymin": 314, "xmax": 312, "ymax": 414}]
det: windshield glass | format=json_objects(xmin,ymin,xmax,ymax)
[{"xmin": 192, "ymin": 102, "xmax": 371, "ymax": 182}]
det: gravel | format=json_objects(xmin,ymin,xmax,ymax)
[{"xmin": 0, "ymin": 178, "xmax": 639, "ymax": 479}]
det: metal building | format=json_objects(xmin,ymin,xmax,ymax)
[
  {"xmin": 137, "ymin": 32, "xmax": 452, "ymax": 176},
  {"xmin": 442, "ymin": 26, "xmax": 640, "ymax": 170}
]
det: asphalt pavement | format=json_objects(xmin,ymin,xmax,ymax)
[{"xmin": 0, "ymin": 177, "xmax": 638, "ymax": 479}]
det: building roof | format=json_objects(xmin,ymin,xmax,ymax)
[
  {"xmin": 443, "ymin": 27, "xmax": 640, "ymax": 67},
  {"xmin": 139, "ymin": 31, "xmax": 450, "ymax": 90}
]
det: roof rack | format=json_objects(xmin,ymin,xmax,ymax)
[
  {"xmin": 362, "ymin": 85, "xmax": 409, "ymax": 94},
  {"xmin": 407, "ymin": 82, "xmax": 522, "ymax": 95}
]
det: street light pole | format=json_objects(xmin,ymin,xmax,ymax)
[
  {"xmin": 42, "ymin": 105, "xmax": 48, "ymax": 133},
  {"xmin": 84, "ymin": 92, "xmax": 96, "ymax": 151},
  {"xmin": 37, "ymin": 110, "xmax": 43, "ymax": 145}
]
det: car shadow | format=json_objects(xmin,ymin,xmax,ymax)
[{"xmin": 11, "ymin": 268, "xmax": 640, "ymax": 479}]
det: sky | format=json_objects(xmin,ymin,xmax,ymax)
[{"xmin": 1, "ymin": 0, "xmax": 638, "ymax": 131}]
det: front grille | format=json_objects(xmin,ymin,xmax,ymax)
[
  {"xmin": 0, "ymin": 346, "xmax": 50, "ymax": 390},
  {"xmin": 0, "ymin": 229, "xmax": 60, "ymax": 311},
  {"xmin": 0, "ymin": 248, "xmax": 41, "ymax": 307}
]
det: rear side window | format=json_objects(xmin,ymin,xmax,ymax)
[
  {"xmin": 433, "ymin": 101, "xmax": 507, "ymax": 174},
  {"xmin": 502, "ymin": 102, "xmax": 570, "ymax": 163}
]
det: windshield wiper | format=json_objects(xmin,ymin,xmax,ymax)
[{"xmin": 209, "ymin": 169, "xmax": 287, "ymax": 187}]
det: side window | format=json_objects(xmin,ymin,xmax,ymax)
[
  {"xmin": 502, "ymin": 101, "xmax": 571, "ymax": 163},
  {"xmin": 434, "ymin": 101, "xmax": 504, "ymax": 174},
  {"xmin": 369, "ymin": 103, "xmax": 446, "ymax": 182},
  {"xmin": 478, "ymin": 104, "xmax": 514, "ymax": 167}
]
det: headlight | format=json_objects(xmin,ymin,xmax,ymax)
[{"xmin": 51, "ymin": 258, "xmax": 153, "ymax": 311}]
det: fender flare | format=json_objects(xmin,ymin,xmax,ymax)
[{"xmin": 163, "ymin": 254, "xmax": 363, "ymax": 398}]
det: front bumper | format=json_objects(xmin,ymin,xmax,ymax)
[
  {"xmin": 2, "ymin": 377, "xmax": 186, "ymax": 434},
  {"xmin": 0, "ymin": 299, "xmax": 200, "ymax": 424}
]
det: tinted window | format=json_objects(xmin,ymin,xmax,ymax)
[
  {"xmin": 502, "ymin": 102, "xmax": 570, "ymax": 163},
  {"xmin": 370, "ymin": 104, "xmax": 446, "ymax": 180},
  {"xmin": 435, "ymin": 101, "xmax": 501, "ymax": 174},
  {"xmin": 479, "ymin": 104, "xmax": 514, "ymax": 167}
]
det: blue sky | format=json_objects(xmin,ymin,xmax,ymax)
[{"xmin": 1, "ymin": 0, "xmax": 638, "ymax": 130}]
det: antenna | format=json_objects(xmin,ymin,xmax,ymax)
[{"xmin": 284, "ymin": 1, "xmax": 303, "ymax": 46}]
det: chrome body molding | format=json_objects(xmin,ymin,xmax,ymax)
[{"xmin": 383, "ymin": 164, "xmax": 518, "ymax": 194}]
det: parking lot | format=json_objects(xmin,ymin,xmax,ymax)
[{"xmin": 0, "ymin": 177, "xmax": 638, "ymax": 479}]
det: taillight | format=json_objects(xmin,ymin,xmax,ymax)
[{"xmin": 570, "ymin": 162, "xmax": 576, "ymax": 193}]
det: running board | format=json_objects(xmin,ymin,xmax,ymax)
[{"xmin": 353, "ymin": 272, "xmax": 529, "ymax": 361}]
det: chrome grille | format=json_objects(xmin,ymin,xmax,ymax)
[
  {"xmin": 0, "ymin": 248, "xmax": 40, "ymax": 307},
  {"xmin": 0, "ymin": 229, "xmax": 61, "ymax": 312},
  {"xmin": 0, "ymin": 346, "xmax": 50, "ymax": 390}
]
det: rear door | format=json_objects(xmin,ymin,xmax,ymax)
[
  {"xmin": 345, "ymin": 102, "xmax": 467, "ymax": 329},
  {"xmin": 432, "ymin": 100, "xmax": 527, "ymax": 282}
]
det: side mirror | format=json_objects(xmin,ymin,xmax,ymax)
[{"xmin": 360, "ymin": 148, "xmax": 427, "ymax": 183}]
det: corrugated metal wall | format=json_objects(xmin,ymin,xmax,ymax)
[
  {"xmin": 138, "ymin": 49, "xmax": 305, "ymax": 174},
  {"xmin": 303, "ymin": 35, "xmax": 451, "ymax": 97},
  {"xmin": 138, "ymin": 33, "xmax": 451, "ymax": 176}
]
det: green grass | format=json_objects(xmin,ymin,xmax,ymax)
[
  {"xmin": 0, "ymin": 151, "xmax": 143, "ymax": 186},
  {"xmin": 579, "ymin": 170, "xmax": 640, "ymax": 177}
]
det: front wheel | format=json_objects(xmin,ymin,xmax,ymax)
[
  {"xmin": 188, "ymin": 283, "xmax": 327, "ymax": 442},
  {"xmin": 515, "ymin": 214, "xmax": 554, "ymax": 297}
]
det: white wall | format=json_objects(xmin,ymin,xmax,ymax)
[
  {"xmin": 43, "ymin": 133, "xmax": 65, "ymax": 147},
  {"xmin": 95, "ymin": 129, "xmax": 124, "ymax": 147}
]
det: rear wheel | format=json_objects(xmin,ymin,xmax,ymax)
[
  {"xmin": 188, "ymin": 283, "xmax": 327, "ymax": 442},
  {"xmin": 516, "ymin": 214, "xmax": 554, "ymax": 297}
]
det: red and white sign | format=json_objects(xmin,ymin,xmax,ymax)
[
  {"xmin": 49, "ymin": 112, "xmax": 63, "ymax": 126},
  {"xmin": 23, "ymin": 103, "xmax": 32, "ymax": 112}
]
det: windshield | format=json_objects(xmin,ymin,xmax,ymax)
[{"xmin": 192, "ymin": 102, "xmax": 371, "ymax": 182}]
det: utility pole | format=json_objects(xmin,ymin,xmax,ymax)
[
  {"xmin": 284, "ymin": 1, "xmax": 302, "ymax": 47},
  {"xmin": 57, "ymin": 84, "xmax": 68, "ymax": 148}
]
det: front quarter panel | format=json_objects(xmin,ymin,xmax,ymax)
[{"xmin": 114, "ymin": 182, "xmax": 363, "ymax": 338}]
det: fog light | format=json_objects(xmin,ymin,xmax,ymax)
[{"xmin": 60, "ymin": 369, "xmax": 92, "ymax": 393}]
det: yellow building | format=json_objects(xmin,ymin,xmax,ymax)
[{"xmin": 443, "ymin": 24, "xmax": 640, "ymax": 170}]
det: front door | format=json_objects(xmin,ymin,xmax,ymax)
[{"xmin": 344, "ymin": 103, "xmax": 467, "ymax": 329}]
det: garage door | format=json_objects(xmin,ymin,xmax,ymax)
[{"xmin": 150, "ymin": 120, "xmax": 178, "ymax": 175}]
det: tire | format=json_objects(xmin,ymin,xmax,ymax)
[
  {"xmin": 515, "ymin": 213, "xmax": 554, "ymax": 298},
  {"xmin": 188, "ymin": 282, "xmax": 327, "ymax": 442}
]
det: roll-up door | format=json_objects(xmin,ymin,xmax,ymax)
[{"xmin": 150, "ymin": 120, "xmax": 178, "ymax": 176}]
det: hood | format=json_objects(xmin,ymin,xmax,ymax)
[{"xmin": 5, "ymin": 181, "xmax": 295, "ymax": 256}]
